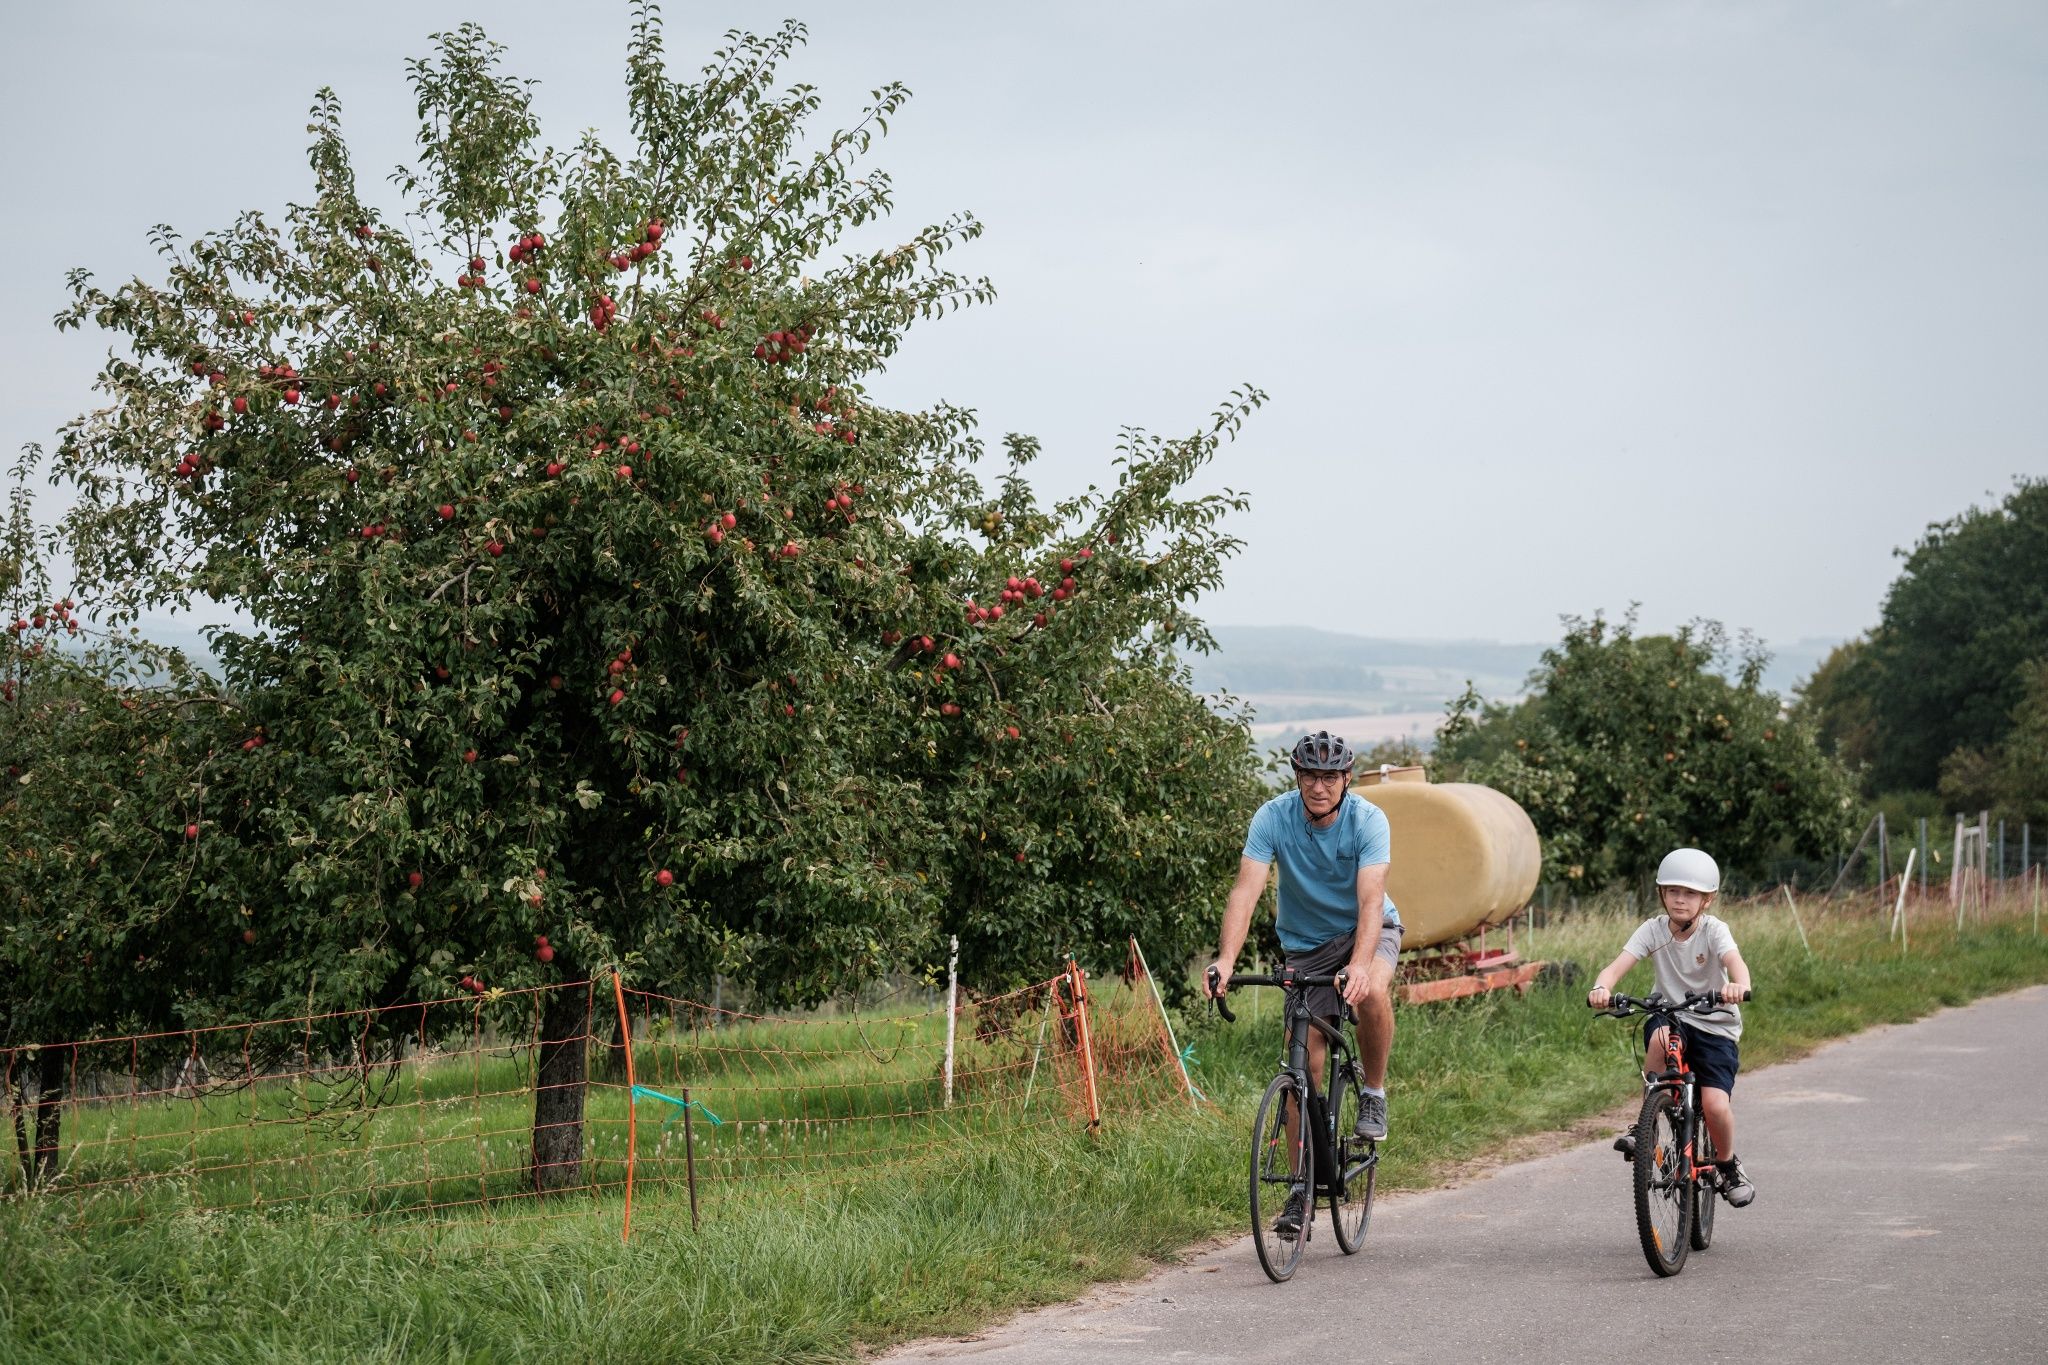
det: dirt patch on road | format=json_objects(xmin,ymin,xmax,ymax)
[{"xmin": 1413, "ymin": 1097, "xmax": 1640, "ymax": 1191}]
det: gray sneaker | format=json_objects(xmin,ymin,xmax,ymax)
[
  {"xmin": 1353, "ymin": 1089, "xmax": 1388, "ymax": 1141},
  {"xmin": 1720, "ymin": 1158, "xmax": 1755, "ymax": 1208}
]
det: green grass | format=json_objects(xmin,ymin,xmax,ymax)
[{"xmin": 3, "ymin": 894, "xmax": 2044, "ymax": 1363}]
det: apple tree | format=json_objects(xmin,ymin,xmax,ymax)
[
  {"xmin": 0, "ymin": 473, "xmax": 249, "ymax": 1186},
  {"xmin": 40, "ymin": 10, "xmax": 1265, "ymax": 1186}
]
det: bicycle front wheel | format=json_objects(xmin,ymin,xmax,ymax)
[
  {"xmin": 1329, "ymin": 1064, "xmax": 1377, "ymax": 1254},
  {"xmin": 1250, "ymin": 1072, "xmax": 1313, "ymax": 1283},
  {"xmin": 1632, "ymin": 1087, "xmax": 1692, "ymax": 1277}
]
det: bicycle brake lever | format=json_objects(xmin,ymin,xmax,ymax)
[{"xmin": 1206, "ymin": 966, "xmax": 1237, "ymax": 1023}]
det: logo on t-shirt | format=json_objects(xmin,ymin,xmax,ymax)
[{"xmin": 1695, "ymin": 952, "xmax": 1707, "ymax": 966}]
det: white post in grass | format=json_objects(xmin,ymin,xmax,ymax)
[
  {"xmin": 1950, "ymin": 815, "xmax": 1965, "ymax": 909},
  {"xmin": 1890, "ymin": 848, "xmax": 1916, "ymax": 950},
  {"xmin": 1130, "ymin": 935, "xmax": 1200, "ymax": 1107},
  {"xmin": 943, "ymin": 935, "xmax": 958, "ymax": 1109},
  {"xmin": 1782, "ymin": 884, "xmax": 1812, "ymax": 958}
]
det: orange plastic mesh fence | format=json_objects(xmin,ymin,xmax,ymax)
[{"xmin": 0, "ymin": 958, "xmax": 1189, "ymax": 1236}]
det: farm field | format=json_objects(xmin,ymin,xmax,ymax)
[{"xmin": 4, "ymin": 892, "xmax": 2044, "ymax": 1363}]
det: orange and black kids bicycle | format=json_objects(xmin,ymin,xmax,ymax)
[{"xmin": 1593, "ymin": 990, "xmax": 1752, "ymax": 1277}]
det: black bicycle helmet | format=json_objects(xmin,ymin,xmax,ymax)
[{"xmin": 1289, "ymin": 730, "xmax": 1354, "ymax": 773}]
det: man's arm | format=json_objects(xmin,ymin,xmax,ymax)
[
  {"xmin": 1339, "ymin": 863, "xmax": 1388, "ymax": 1006},
  {"xmin": 1208, "ymin": 856, "xmax": 1272, "ymax": 995}
]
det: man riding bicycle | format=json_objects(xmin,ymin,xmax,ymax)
[{"xmin": 1208, "ymin": 730, "xmax": 1402, "ymax": 1234}]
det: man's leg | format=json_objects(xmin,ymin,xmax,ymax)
[
  {"xmin": 1355, "ymin": 957, "xmax": 1395, "ymax": 1089},
  {"xmin": 1284, "ymin": 1030, "xmax": 1329, "ymax": 1151},
  {"xmin": 1274, "ymin": 1029, "xmax": 1327, "ymax": 1237},
  {"xmin": 1349, "ymin": 956, "xmax": 1396, "ymax": 1139}
]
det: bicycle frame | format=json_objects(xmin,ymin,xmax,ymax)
[
  {"xmin": 1211, "ymin": 965, "xmax": 1381, "ymax": 1280},
  {"xmin": 1216, "ymin": 967, "xmax": 1362, "ymax": 1196},
  {"xmin": 1641, "ymin": 1009, "xmax": 1712, "ymax": 1185}
]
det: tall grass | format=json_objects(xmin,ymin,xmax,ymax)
[{"xmin": 3, "ymin": 891, "xmax": 2043, "ymax": 1363}]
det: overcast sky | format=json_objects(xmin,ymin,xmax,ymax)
[{"xmin": 4, "ymin": 1, "xmax": 2043, "ymax": 655}]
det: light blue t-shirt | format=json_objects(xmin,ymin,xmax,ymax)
[{"xmin": 1244, "ymin": 791, "xmax": 1400, "ymax": 953}]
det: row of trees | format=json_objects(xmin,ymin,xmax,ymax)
[
  {"xmin": 1417, "ymin": 612, "xmax": 1857, "ymax": 890},
  {"xmin": 1, "ymin": 11, "xmax": 1266, "ymax": 1188},
  {"xmin": 1794, "ymin": 477, "xmax": 2048, "ymax": 821},
  {"xmin": 1394, "ymin": 479, "xmax": 2048, "ymax": 888}
]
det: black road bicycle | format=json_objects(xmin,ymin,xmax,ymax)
[
  {"xmin": 1207, "ymin": 965, "xmax": 1378, "ymax": 1283},
  {"xmin": 1593, "ymin": 990, "xmax": 1752, "ymax": 1277}
]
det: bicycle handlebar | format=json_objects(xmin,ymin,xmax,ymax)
[
  {"xmin": 1205, "ymin": 965, "xmax": 1350, "ymax": 1024},
  {"xmin": 1592, "ymin": 989, "xmax": 1753, "ymax": 1019}
]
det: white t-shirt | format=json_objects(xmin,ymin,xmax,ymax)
[{"xmin": 1622, "ymin": 914, "xmax": 1742, "ymax": 1041}]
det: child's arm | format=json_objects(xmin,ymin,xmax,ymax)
[
  {"xmin": 1586, "ymin": 951, "xmax": 1641, "ymax": 1008},
  {"xmin": 1718, "ymin": 945, "xmax": 1753, "ymax": 1004}
]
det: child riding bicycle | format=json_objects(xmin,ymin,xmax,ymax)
[{"xmin": 1586, "ymin": 847, "xmax": 1756, "ymax": 1208}]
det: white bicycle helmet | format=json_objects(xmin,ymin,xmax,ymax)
[{"xmin": 1655, "ymin": 847, "xmax": 1720, "ymax": 893}]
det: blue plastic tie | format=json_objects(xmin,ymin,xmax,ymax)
[
  {"xmin": 630, "ymin": 1084, "xmax": 723, "ymax": 1127},
  {"xmin": 1177, "ymin": 1043, "xmax": 1209, "ymax": 1102}
]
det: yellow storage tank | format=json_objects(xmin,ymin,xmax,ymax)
[{"xmin": 1352, "ymin": 766, "xmax": 1541, "ymax": 951}]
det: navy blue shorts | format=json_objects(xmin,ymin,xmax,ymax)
[{"xmin": 1643, "ymin": 1018, "xmax": 1740, "ymax": 1094}]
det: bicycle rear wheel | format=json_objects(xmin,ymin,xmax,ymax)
[
  {"xmin": 1690, "ymin": 1115, "xmax": 1718, "ymax": 1251},
  {"xmin": 1632, "ymin": 1087, "xmax": 1692, "ymax": 1277},
  {"xmin": 1328, "ymin": 1064, "xmax": 1377, "ymax": 1254},
  {"xmin": 1250, "ymin": 1072, "xmax": 1313, "ymax": 1283}
]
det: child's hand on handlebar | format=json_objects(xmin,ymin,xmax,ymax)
[
  {"xmin": 1718, "ymin": 983, "xmax": 1750, "ymax": 1005},
  {"xmin": 1587, "ymin": 985, "xmax": 1612, "ymax": 1010}
]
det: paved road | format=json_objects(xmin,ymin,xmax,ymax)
[{"xmin": 887, "ymin": 985, "xmax": 2047, "ymax": 1364}]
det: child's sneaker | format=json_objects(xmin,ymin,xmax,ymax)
[{"xmin": 1719, "ymin": 1157, "xmax": 1754, "ymax": 1207}]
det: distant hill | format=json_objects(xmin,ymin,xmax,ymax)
[{"xmin": 1182, "ymin": 624, "xmax": 1841, "ymax": 751}]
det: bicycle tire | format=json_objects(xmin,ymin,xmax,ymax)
[
  {"xmin": 1328, "ymin": 1062, "xmax": 1377, "ymax": 1254},
  {"xmin": 1633, "ymin": 1087, "xmax": 1691, "ymax": 1277},
  {"xmin": 1690, "ymin": 1112, "xmax": 1717, "ymax": 1251},
  {"xmin": 1250, "ymin": 1072, "xmax": 1313, "ymax": 1283}
]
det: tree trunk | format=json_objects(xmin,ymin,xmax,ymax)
[
  {"xmin": 32, "ymin": 1045, "xmax": 67, "ymax": 1189},
  {"xmin": 530, "ymin": 982, "xmax": 589, "ymax": 1193}
]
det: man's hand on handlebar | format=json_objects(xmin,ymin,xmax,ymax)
[
  {"xmin": 1339, "ymin": 961, "xmax": 1373, "ymax": 1008},
  {"xmin": 1205, "ymin": 961, "xmax": 1232, "ymax": 998}
]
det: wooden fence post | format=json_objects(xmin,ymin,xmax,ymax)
[
  {"xmin": 1066, "ymin": 959, "xmax": 1101, "ymax": 1130},
  {"xmin": 611, "ymin": 968, "xmax": 637, "ymax": 1244},
  {"xmin": 943, "ymin": 936, "xmax": 958, "ymax": 1109}
]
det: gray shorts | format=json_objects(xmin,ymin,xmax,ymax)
[{"xmin": 1283, "ymin": 924, "xmax": 1403, "ymax": 1023}]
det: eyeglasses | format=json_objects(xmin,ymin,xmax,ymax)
[{"xmin": 1293, "ymin": 769, "xmax": 1349, "ymax": 787}]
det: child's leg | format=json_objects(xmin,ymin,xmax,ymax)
[
  {"xmin": 1700, "ymin": 1085, "xmax": 1734, "ymax": 1158},
  {"xmin": 1643, "ymin": 1025, "xmax": 1671, "ymax": 1079}
]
